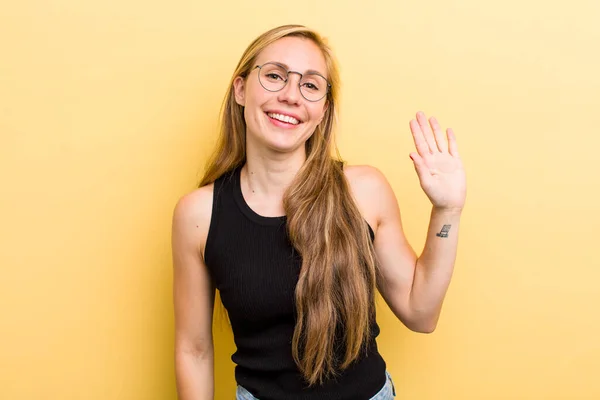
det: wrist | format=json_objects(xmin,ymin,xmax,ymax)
[{"xmin": 432, "ymin": 206, "xmax": 463, "ymax": 216}]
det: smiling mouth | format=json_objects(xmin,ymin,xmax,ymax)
[{"xmin": 266, "ymin": 112, "xmax": 301, "ymax": 125}]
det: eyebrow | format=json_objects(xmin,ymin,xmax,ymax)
[{"xmin": 269, "ymin": 61, "xmax": 327, "ymax": 79}]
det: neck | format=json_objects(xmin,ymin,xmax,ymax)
[
  {"xmin": 242, "ymin": 156, "xmax": 305, "ymax": 199},
  {"xmin": 242, "ymin": 143, "xmax": 307, "ymax": 198}
]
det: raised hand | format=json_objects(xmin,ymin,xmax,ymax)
[{"xmin": 408, "ymin": 111, "xmax": 466, "ymax": 212}]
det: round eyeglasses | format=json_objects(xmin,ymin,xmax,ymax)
[{"xmin": 254, "ymin": 62, "xmax": 330, "ymax": 102}]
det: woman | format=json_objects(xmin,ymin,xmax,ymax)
[{"xmin": 172, "ymin": 24, "xmax": 466, "ymax": 400}]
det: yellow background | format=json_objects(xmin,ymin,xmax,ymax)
[{"xmin": 1, "ymin": 0, "xmax": 599, "ymax": 399}]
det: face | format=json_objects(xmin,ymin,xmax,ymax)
[{"xmin": 233, "ymin": 36, "xmax": 329, "ymax": 155}]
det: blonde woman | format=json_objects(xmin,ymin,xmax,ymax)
[{"xmin": 172, "ymin": 25, "xmax": 466, "ymax": 400}]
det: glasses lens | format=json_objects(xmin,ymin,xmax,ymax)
[
  {"xmin": 300, "ymin": 74, "xmax": 328, "ymax": 102},
  {"xmin": 258, "ymin": 63, "xmax": 287, "ymax": 92}
]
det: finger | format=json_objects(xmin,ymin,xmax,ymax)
[
  {"xmin": 447, "ymin": 128, "xmax": 460, "ymax": 158},
  {"xmin": 409, "ymin": 119, "xmax": 431, "ymax": 157},
  {"xmin": 409, "ymin": 152, "xmax": 430, "ymax": 181},
  {"xmin": 416, "ymin": 111, "xmax": 438, "ymax": 153},
  {"xmin": 430, "ymin": 116, "xmax": 448, "ymax": 153}
]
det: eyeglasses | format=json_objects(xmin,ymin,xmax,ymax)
[{"xmin": 253, "ymin": 62, "xmax": 331, "ymax": 102}]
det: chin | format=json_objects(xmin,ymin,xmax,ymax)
[
  {"xmin": 246, "ymin": 122, "xmax": 314, "ymax": 154},
  {"xmin": 265, "ymin": 139, "xmax": 304, "ymax": 154}
]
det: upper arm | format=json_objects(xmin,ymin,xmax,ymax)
[
  {"xmin": 171, "ymin": 184, "xmax": 216, "ymax": 355},
  {"xmin": 344, "ymin": 165, "xmax": 418, "ymax": 326}
]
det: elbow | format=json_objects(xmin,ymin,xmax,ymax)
[
  {"xmin": 410, "ymin": 322, "xmax": 437, "ymax": 334},
  {"xmin": 175, "ymin": 338, "xmax": 214, "ymax": 360},
  {"xmin": 175, "ymin": 346, "xmax": 213, "ymax": 360},
  {"xmin": 404, "ymin": 313, "xmax": 439, "ymax": 334},
  {"xmin": 391, "ymin": 295, "xmax": 441, "ymax": 333}
]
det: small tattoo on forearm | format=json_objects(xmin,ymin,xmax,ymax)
[{"xmin": 436, "ymin": 224, "xmax": 451, "ymax": 238}]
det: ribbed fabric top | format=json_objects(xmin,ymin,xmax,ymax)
[{"xmin": 204, "ymin": 166, "xmax": 387, "ymax": 400}]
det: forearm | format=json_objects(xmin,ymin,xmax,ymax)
[
  {"xmin": 409, "ymin": 206, "xmax": 462, "ymax": 331},
  {"xmin": 175, "ymin": 350, "xmax": 214, "ymax": 400}
]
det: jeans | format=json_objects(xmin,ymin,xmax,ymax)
[{"xmin": 236, "ymin": 370, "xmax": 396, "ymax": 399}]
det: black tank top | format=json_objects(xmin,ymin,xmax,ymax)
[{"xmin": 204, "ymin": 165, "xmax": 387, "ymax": 400}]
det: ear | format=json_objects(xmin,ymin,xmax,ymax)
[{"xmin": 233, "ymin": 76, "xmax": 246, "ymax": 106}]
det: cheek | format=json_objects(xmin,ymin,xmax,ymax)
[
  {"xmin": 308, "ymin": 105, "xmax": 327, "ymax": 125},
  {"xmin": 243, "ymin": 90, "xmax": 267, "ymax": 119},
  {"xmin": 245, "ymin": 79, "xmax": 270, "ymax": 105}
]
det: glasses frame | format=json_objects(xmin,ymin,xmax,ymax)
[{"xmin": 253, "ymin": 62, "xmax": 331, "ymax": 102}]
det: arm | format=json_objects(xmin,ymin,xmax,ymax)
[
  {"xmin": 172, "ymin": 185, "xmax": 216, "ymax": 399},
  {"xmin": 347, "ymin": 112, "xmax": 466, "ymax": 333},
  {"xmin": 403, "ymin": 112, "xmax": 466, "ymax": 331},
  {"xmin": 356, "ymin": 168, "xmax": 462, "ymax": 334}
]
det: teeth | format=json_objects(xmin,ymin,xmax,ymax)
[{"xmin": 267, "ymin": 112, "xmax": 300, "ymax": 125}]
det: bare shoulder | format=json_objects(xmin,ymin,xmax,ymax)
[
  {"xmin": 343, "ymin": 164, "xmax": 396, "ymax": 230},
  {"xmin": 343, "ymin": 164, "xmax": 389, "ymax": 189},
  {"xmin": 172, "ymin": 183, "xmax": 214, "ymax": 258}
]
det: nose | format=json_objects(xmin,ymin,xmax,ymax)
[{"xmin": 277, "ymin": 72, "xmax": 302, "ymax": 105}]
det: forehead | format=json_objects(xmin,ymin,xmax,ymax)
[{"xmin": 255, "ymin": 36, "xmax": 328, "ymax": 77}]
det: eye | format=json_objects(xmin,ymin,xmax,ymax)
[
  {"xmin": 301, "ymin": 74, "xmax": 326, "ymax": 93},
  {"xmin": 266, "ymin": 72, "xmax": 284, "ymax": 81}
]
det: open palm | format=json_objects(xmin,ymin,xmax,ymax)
[{"xmin": 409, "ymin": 111, "xmax": 466, "ymax": 211}]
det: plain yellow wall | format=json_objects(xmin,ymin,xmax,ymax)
[{"xmin": 1, "ymin": 0, "xmax": 599, "ymax": 399}]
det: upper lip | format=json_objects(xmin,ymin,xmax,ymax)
[{"xmin": 265, "ymin": 110, "xmax": 303, "ymax": 123}]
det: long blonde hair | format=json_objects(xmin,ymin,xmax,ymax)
[{"xmin": 199, "ymin": 24, "xmax": 379, "ymax": 386}]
